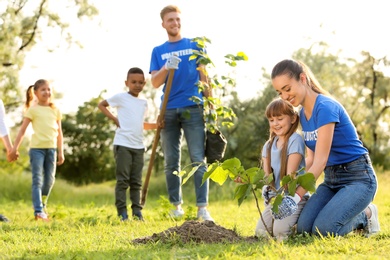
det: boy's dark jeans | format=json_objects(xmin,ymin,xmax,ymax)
[{"xmin": 113, "ymin": 145, "xmax": 144, "ymax": 216}]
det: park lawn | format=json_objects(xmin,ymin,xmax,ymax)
[{"xmin": 0, "ymin": 170, "xmax": 389, "ymax": 259}]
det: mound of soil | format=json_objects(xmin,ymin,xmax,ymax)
[{"xmin": 132, "ymin": 220, "xmax": 258, "ymax": 244}]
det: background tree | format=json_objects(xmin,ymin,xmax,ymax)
[
  {"xmin": 0, "ymin": 0, "xmax": 98, "ymax": 110},
  {"xmin": 349, "ymin": 52, "xmax": 390, "ymax": 168},
  {"xmin": 59, "ymin": 91, "xmax": 116, "ymax": 185}
]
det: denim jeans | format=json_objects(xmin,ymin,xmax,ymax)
[
  {"xmin": 29, "ymin": 148, "xmax": 57, "ymax": 214},
  {"xmin": 161, "ymin": 105, "xmax": 209, "ymax": 207},
  {"xmin": 113, "ymin": 145, "xmax": 144, "ymax": 216},
  {"xmin": 297, "ymin": 154, "xmax": 377, "ymax": 236}
]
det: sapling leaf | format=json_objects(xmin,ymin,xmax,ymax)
[
  {"xmin": 297, "ymin": 173, "xmax": 316, "ymax": 193},
  {"xmin": 221, "ymin": 157, "xmax": 241, "ymax": 169},
  {"xmin": 281, "ymin": 175, "xmax": 292, "ymax": 186},
  {"xmin": 208, "ymin": 166, "xmax": 230, "ymax": 186},
  {"xmin": 181, "ymin": 164, "xmax": 201, "ymax": 185},
  {"xmin": 173, "ymin": 170, "xmax": 186, "ymax": 177},
  {"xmin": 234, "ymin": 184, "xmax": 251, "ymax": 206},
  {"xmin": 246, "ymin": 167, "xmax": 261, "ymax": 184},
  {"xmin": 288, "ymin": 179, "xmax": 298, "ymax": 195},
  {"xmin": 272, "ymin": 194, "xmax": 283, "ymax": 213},
  {"xmin": 202, "ymin": 163, "xmax": 219, "ymax": 185}
]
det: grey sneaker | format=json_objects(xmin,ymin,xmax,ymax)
[
  {"xmin": 366, "ymin": 203, "xmax": 380, "ymax": 237},
  {"xmin": 197, "ymin": 208, "xmax": 214, "ymax": 222},
  {"xmin": 170, "ymin": 208, "xmax": 184, "ymax": 218}
]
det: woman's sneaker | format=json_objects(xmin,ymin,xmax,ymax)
[
  {"xmin": 35, "ymin": 212, "xmax": 49, "ymax": 222},
  {"xmin": 170, "ymin": 208, "xmax": 184, "ymax": 218},
  {"xmin": 366, "ymin": 203, "xmax": 380, "ymax": 237},
  {"xmin": 197, "ymin": 208, "xmax": 214, "ymax": 222}
]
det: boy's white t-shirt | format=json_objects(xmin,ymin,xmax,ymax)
[{"xmin": 107, "ymin": 92, "xmax": 148, "ymax": 149}]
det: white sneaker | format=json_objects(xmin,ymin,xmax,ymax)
[
  {"xmin": 35, "ymin": 212, "xmax": 49, "ymax": 222},
  {"xmin": 366, "ymin": 203, "xmax": 380, "ymax": 236},
  {"xmin": 197, "ymin": 208, "xmax": 214, "ymax": 222},
  {"xmin": 170, "ymin": 208, "xmax": 184, "ymax": 218}
]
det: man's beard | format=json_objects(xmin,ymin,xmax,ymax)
[{"xmin": 168, "ymin": 31, "xmax": 179, "ymax": 37}]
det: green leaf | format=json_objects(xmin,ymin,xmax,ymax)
[
  {"xmin": 281, "ymin": 175, "xmax": 292, "ymax": 186},
  {"xmin": 202, "ymin": 163, "xmax": 219, "ymax": 185},
  {"xmin": 209, "ymin": 166, "xmax": 230, "ymax": 186},
  {"xmin": 245, "ymin": 167, "xmax": 261, "ymax": 184},
  {"xmin": 237, "ymin": 51, "xmax": 249, "ymax": 61},
  {"xmin": 297, "ymin": 173, "xmax": 316, "ymax": 193},
  {"xmin": 272, "ymin": 194, "xmax": 283, "ymax": 213},
  {"xmin": 234, "ymin": 184, "xmax": 251, "ymax": 206},
  {"xmin": 182, "ymin": 165, "xmax": 201, "ymax": 185},
  {"xmin": 221, "ymin": 158, "xmax": 243, "ymax": 176},
  {"xmin": 288, "ymin": 179, "xmax": 298, "ymax": 195}
]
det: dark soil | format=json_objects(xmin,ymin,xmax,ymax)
[{"xmin": 132, "ymin": 220, "xmax": 259, "ymax": 244}]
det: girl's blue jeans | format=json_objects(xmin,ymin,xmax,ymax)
[
  {"xmin": 160, "ymin": 105, "xmax": 209, "ymax": 207},
  {"xmin": 29, "ymin": 148, "xmax": 57, "ymax": 215},
  {"xmin": 297, "ymin": 154, "xmax": 377, "ymax": 236}
]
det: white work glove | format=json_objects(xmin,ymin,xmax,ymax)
[
  {"xmin": 261, "ymin": 185, "xmax": 276, "ymax": 205},
  {"xmin": 165, "ymin": 55, "xmax": 181, "ymax": 70},
  {"xmin": 272, "ymin": 193, "xmax": 301, "ymax": 220}
]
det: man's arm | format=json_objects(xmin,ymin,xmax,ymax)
[{"xmin": 151, "ymin": 68, "xmax": 170, "ymax": 89}]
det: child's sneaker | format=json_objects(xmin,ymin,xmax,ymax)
[
  {"xmin": 119, "ymin": 212, "xmax": 129, "ymax": 222},
  {"xmin": 0, "ymin": 214, "xmax": 10, "ymax": 222},
  {"xmin": 366, "ymin": 203, "xmax": 380, "ymax": 237},
  {"xmin": 35, "ymin": 212, "xmax": 49, "ymax": 222},
  {"xmin": 132, "ymin": 212, "xmax": 144, "ymax": 221},
  {"xmin": 170, "ymin": 208, "xmax": 184, "ymax": 218},
  {"xmin": 197, "ymin": 208, "xmax": 214, "ymax": 222}
]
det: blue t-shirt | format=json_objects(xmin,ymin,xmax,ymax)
[
  {"xmin": 300, "ymin": 95, "xmax": 367, "ymax": 166},
  {"xmin": 149, "ymin": 38, "xmax": 204, "ymax": 109},
  {"xmin": 262, "ymin": 132, "xmax": 306, "ymax": 190}
]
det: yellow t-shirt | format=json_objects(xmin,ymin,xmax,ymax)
[{"xmin": 24, "ymin": 105, "xmax": 62, "ymax": 148}]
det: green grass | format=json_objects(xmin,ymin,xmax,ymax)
[{"xmin": 0, "ymin": 170, "xmax": 389, "ymax": 259}]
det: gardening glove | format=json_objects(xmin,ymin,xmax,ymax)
[
  {"xmin": 165, "ymin": 55, "xmax": 181, "ymax": 70},
  {"xmin": 262, "ymin": 185, "xmax": 276, "ymax": 205},
  {"xmin": 272, "ymin": 193, "xmax": 301, "ymax": 220}
]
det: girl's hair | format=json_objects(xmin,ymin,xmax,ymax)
[
  {"xmin": 271, "ymin": 59, "xmax": 330, "ymax": 96},
  {"xmin": 25, "ymin": 79, "xmax": 54, "ymax": 109},
  {"xmin": 264, "ymin": 98, "xmax": 300, "ymax": 184},
  {"xmin": 160, "ymin": 5, "xmax": 181, "ymax": 20}
]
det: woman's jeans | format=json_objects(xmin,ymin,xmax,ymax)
[
  {"xmin": 161, "ymin": 105, "xmax": 209, "ymax": 207},
  {"xmin": 29, "ymin": 148, "xmax": 57, "ymax": 215},
  {"xmin": 297, "ymin": 154, "xmax": 377, "ymax": 236}
]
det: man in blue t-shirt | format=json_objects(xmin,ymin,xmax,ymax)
[{"xmin": 149, "ymin": 5, "xmax": 213, "ymax": 221}]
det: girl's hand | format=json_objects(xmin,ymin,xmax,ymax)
[
  {"xmin": 57, "ymin": 153, "xmax": 65, "ymax": 165},
  {"xmin": 7, "ymin": 149, "xmax": 19, "ymax": 162}
]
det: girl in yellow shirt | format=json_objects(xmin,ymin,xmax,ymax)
[{"xmin": 10, "ymin": 79, "xmax": 64, "ymax": 221}]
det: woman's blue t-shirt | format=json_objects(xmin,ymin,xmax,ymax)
[{"xmin": 300, "ymin": 95, "xmax": 367, "ymax": 166}]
